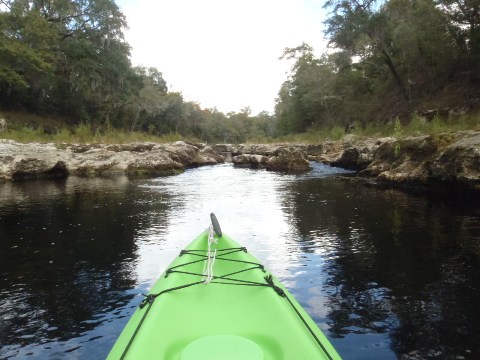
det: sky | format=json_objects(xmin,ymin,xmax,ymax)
[{"xmin": 116, "ymin": 0, "xmax": 328, "ymax": 115}]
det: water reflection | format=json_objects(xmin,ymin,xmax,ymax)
[
  {"xmin": 0, "ymin": 165, "xmax": 479, "ymax": 359},
  {"xmin": 0, "ymin": 176, "xmax": 171, "ymax": 359},
  {"xmin": 139, "ymin": 164, "xmax": 300, "ymax": 281},
  {"xmin": 284, "ymin": 177, "xmax": 480, "ymax": 359}
]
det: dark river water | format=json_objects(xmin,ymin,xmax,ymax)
[{"xmin": 0, "ymin": 163, "xmax": 479, "ymax": 359}]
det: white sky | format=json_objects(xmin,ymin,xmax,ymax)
[{"xmin": 116, "ymin": 0, "xmax": 328, "ymax": 115}]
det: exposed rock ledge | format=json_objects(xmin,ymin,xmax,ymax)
[
  {"xmin": 213, "ymin": 130, "xmax": 480, "ymax": 192},
  {"xmin": 307, "ymin": 131, "xmax": 479, "ymax": 191},
  {"xmin": 2, "ymin": 130, "xmax": 479, "ymax": 193},
  {"xmin": 0, "ymin": 140, "xmax": 224, "ymax": 181},
  {"xmin": 225, "ymin": 144, "xmax": 311, "ymax": 172},
  {"xmin": 358, "ymin": 131, "xmax": 480, "ymax": 191}
]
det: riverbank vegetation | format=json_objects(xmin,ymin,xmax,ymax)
[
  {"xmin": 249, "ymin": 113, "xmax": 480, "ymax": 144},
  {"xmin": 1, "ymin": 0, "xmax": 479, "ymax": 144},
  {"xmin": 274, "ymin": 0, "xmax": 480, "ymax": 136},
  {"xmin": 2, "ymin": 110, "xmax": 477, "ymax": 145}
]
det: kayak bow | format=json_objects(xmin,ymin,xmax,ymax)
[{"xmin": 107, "ymin": 214, "xmax": 341, "ymax": 360}]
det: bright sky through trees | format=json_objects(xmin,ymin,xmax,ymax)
[{"xmin": 116, "ymin": 0, "xmax": 327, "ymax": 114}]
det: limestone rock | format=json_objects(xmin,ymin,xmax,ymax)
[
  {"xmin": 197, "ymin": 146, "xmax": 225, "ymax": 165},
  {"xmin": 230, "ymin": 145, "xmax": 310, "ymax": 172},
  {"xmin": 232, "ymin": 154, "xmax": 268, "ymax": 168},
  {"xmin": 265, "ymin": 146, "xmax": 311, "ymax": 172},
  {"xmin": 0, "ymin": 140, "xmax": 69, "ymax": 181},
  {"xmin": 329, "ymin": 137, "xmax": 394, "ymax": 171},
  {"xmin": 429, "ymin": 131, "xmax": 480, "ymax": 187},
  {"xmin": 0, "ymin": 140, "xmax": 224, "ymax": 181},
  {"xmin": 360, "ymin": 131, "xmax": 480, "ymax": 190}
]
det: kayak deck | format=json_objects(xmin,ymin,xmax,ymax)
[{"xmin": 107, "ymin": 231, "xmax": 341, "ymax": 359}]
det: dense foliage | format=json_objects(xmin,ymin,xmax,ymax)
[
  {"xmin": 1, "ymin": 0, "xmax": 478, "ymax": 142},
  {"xmin": 0, "ymin": 0, "xmax": 273, "ymax": 142},
  {"xmin": 274, "ymin": 0, "xmax": 480, "ymax": 134}
]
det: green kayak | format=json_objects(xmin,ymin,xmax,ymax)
[{"xmin": 107, "ymin": 214, "xmax": 341, "ymax": 360}]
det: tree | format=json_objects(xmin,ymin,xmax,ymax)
[
  {"xmin": 276, "ymin": 44, "xmax": 320, "ymax": 133},
  {"xmin": 387, "ymin": 0, "xmax": 458, "ymax": 90},
  {"xmin": 0, "ymin": 0, "xmax": 138, "ymax": 123},
  {"xmin": 0, "ymin": 1, "xmax": 58, "ymax": 107},
  {"xmin": 50, "ymin": 0, "xmax": 134, "ymax": 122},
  {"xmin": 436, "ymin": 0, "xmax": 480, "ymax": 66},
  {"xmin": 275, "ymin": 44, "xmax": 348, "ymax": 134},
  {"xmin": 324, "ymin": 0, "xmax": 409, "ymax": 100},
  {"xmin": 129, "ymin": 67, "xmax": 168, "ymax": 132}
]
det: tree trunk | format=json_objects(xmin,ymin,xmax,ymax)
[
  {"xmin": 131, "ymin": 108, "xmax": 141, "ymax": 132},
  {"xmin": 367, "ymin": 28, "xmax": 409, "ymax": 101},
  {"xmin": 379, "ymin": 48, "xmax": 409, "ymax": 101}
]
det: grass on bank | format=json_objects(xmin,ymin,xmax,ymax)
[
  {"xmin": 0, "ymin": 124, "xmax": 187, "ymax": 144},
  {"xmin": 0, "ymin": 110, "xmax": 200, "ymax": 144},
  {"xmin": 250, "ymin": 113, "xmax": 480, "ymax": 144},
  {"xmin": 1, "ymin": 111, "xmax": 479, "ymax": 145},
  {"xmin": 351, "ymin": 113, "xmax": 480, "ymax": 139},
  {"xmin": 248, "ymin": 126, "xmax": 346, "ymax": 144}
]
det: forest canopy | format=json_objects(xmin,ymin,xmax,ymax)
[
  {"xmin": 0, "ymin": 0, "xmax": 275, "ymax": 142},
  {"xmin": 1, "ymin": 0, "xmax": 479, "ymax": 142},
  {"xmin": 275, "ymin": 0, "xmax": 480, "ymax": 134}
]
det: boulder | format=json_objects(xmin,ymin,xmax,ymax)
[
  {"xmin": 72, "ymin": 148, "xmax": 124, "ymax": 176},
  {"xmin": 429, "ymin": 131, "xmax": 480, "ymax": 188},
  {"xmin": 0, "ymin": 140, "xmax": 225, "ymax": 181},
  {"xmin": 232, "ymin": 154, "xmax": 268, "ymax": 168},
  {"xmin": 237, "ymin": 144, "xmax": 281, "ymax": 156},
  {"xmin": 196, "ymin": 146, "xmax": 225, "ymax": 165},
  {"xmin": 359, "ymin": 131, "xmax": 480, "ymax": 190},
  {"xmin": 124, "ymin": 153, "xmax": 184, "ymax": 177},
  {"xmin": 211, "ymin": 144, "xmax": 235, "ymax": 153},
  {"xmin": 155, "ymin": 141, "xmax": 199, "ymax": 166},
  {"xmin": 360, "ymin": 135, "xmax": 439, "ymax": 181},
  {"xmin": 265, "ymin": 146, "xmax": 311, "ymax": 172},
  {"xmin": 330, "ymin": 147, "xmax": 360, "ymax": 170},
  {"xmin": 304, "ymin": 144, "xmax": 323, "ymax": 157},
  {"xmin": 309, "ymin": 141, "xmax": 343, "ymax": 164},
  {"xmin": 0, "ymin": 140, "xmax": 70, "ymax": 181},
  {"xmin": 117, "ymin": 142, "xmax": 156, "ymax": 152},
  {"xmin": 230, "ymin": 145, "xmax": 310, "ymax": 172},
  {"xmin": 329, "ymin": 137, "xmax": 394, "ymax": 171}
]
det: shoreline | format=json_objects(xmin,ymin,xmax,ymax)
[{"xmin": 1, "ymin": 130, "xmax": 479, "ymax": 194}]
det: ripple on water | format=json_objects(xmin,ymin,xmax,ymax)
[{"xmin": 0, "ymin": 165, "xmax": 479, "ymax": 360}]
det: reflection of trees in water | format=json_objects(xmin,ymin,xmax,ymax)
[
  {"xmin": 0, "ymin": 177, "xmax": 172, "ymax": 352},
  {"xmin": 284, "ymin": 178, "xmax": 480, "ymax": 358},
  {"xmin": 389, "ymin": 252, "xmax": 480, "ymax": 358}
]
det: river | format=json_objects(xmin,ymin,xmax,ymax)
[{"xmin": 0, "ymin": 163, "xmax": 479, "ymax": 359}]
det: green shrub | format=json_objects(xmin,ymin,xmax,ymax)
[
  {"xmin": 393, "ymin": 117, "xmax": 402, "ymax": 158},
  {"xmin": 74, "ymin": 123, "xmax": 93, "ymax": 143}
]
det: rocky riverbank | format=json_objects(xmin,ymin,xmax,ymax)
[
  {"xmin": 213, "ymin": 130, "xmax": 480, "ymax": 192},
  {"xmin": 1, "ymin": 130, "xmax": 479, "ymax": 192},
  {"xmin": 213, "ymin": 143, "xmax": 311, "ymax": 172},
  {"xmin": 0, "ymin": 140, "xmax": 223, "ymax": 181},
  {"xmin": 324, "ymin": 131, "xmax": 480, "ymax": 192},
  {"xmin": 0, "ymin": 140, "xmax": 315, "ymax": 181}
]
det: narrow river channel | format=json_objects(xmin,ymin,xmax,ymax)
[{"xmin": 1, "ymin": 163, "xmax": 479, "ymax": 359}]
